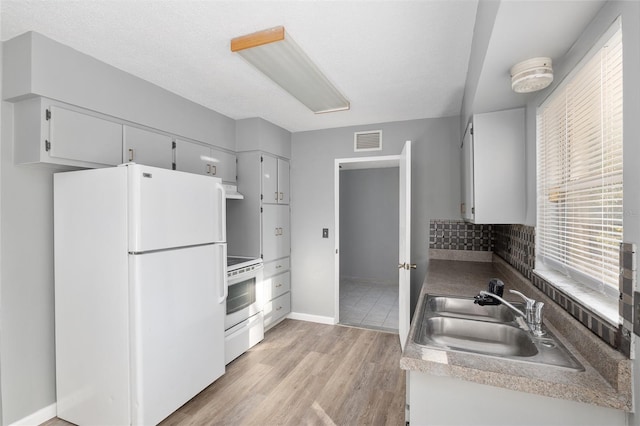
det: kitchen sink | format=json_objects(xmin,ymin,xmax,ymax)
[
  {"xmin": 415, "ymin": 294, "xmax": 585, "ymax": 371},
  {"xmin": 426, "ymin": 295, "xmax": 518, "ymax": 323},
  {"xmin": 418, "ymin": 316, "xmax": 538, "ymax": 357}
]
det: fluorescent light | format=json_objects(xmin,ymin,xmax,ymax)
[{"xmin": 231, "ymin": 26, "xmax": 350, "ymax": 114}]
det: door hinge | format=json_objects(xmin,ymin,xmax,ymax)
[
  {"xmin": 172, "ymin": 141, "xmax": 176, "ymax": 149},
  {"xmin": 260, "ymin": 156, "xmax": 263, "ymax": 163},
  {"xmin": 172, "ymin": 162, "xmax": 176, "ymax": 170},
  {"xmin": 260, "ymin": 194, "xmax": 263, "ymax": 201},
  {"xmin": 471, "ymin": 207, "xmax": 475, "ymax": 214},
  {"xmin": 45, "ymin": 109, "xmax": 51, "ymax": 121},
  {"xmin": 45, "ymin": 140, "xmax": 51, "ymax": 151},
  {"xmin": 260, "ymin": 207, "xmax": 263, "ymax": 213}
]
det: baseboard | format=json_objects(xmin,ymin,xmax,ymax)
[
  {"xmin": 9, "ymin": 403, "xmax": 57, "ymax": 426},
  {"xmin": 288, "ymin": 312, "xmax": 336, "ymax": 325}
]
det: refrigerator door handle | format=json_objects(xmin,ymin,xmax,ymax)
[
  {"xmin": 218, "ymin": 243, "xmax": 228, "ymax": 304},
  {"xmin": 216, "ymin": 182, "xmax": 226, "ymax": 241}
]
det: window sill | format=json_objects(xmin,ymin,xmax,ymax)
[{"xmin": 533, "ymin": 265, "xmax": 619, "ymax": 327}]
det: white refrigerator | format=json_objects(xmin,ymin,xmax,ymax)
[{"xmin": 54, "ymin": 164, "xmax": 227, "ymax": 425}]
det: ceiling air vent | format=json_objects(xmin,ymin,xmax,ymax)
[{"xmin": 354, "ymin": 130, "xmax": 382, "ymax": 152}]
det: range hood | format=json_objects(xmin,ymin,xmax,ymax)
[{"xmin": 223, "ymin": 184, "xmax": 244, "ymax": 200}]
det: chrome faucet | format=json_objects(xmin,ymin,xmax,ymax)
[{"xmin": 478, "ymin": 290, "xmax": 545, "ymax": 337}]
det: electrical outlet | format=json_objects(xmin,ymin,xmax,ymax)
[{"xmin": 322, "ymin": 228, "xmax": 329, "ymax": 238}]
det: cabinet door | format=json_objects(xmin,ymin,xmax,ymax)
[
  {"xmin": 277, "ymin": 158, "xmax": 290, "ymax": 204},
  {"xmin": 262, "ymin": 205, "xmax": 290, "ymax": 262},
  {"xmin": 174, "ymin": 139, "xmax": 211, "ymax": 176},
  {"xmin": 461, "ymin": 124, "xmax": 474, "ymax": 221},
  {"xmin": 262, "ymin": 155, "xmax": 279, "ymax": 204},
  {"xmin": 210, "ymin": 148, "xmax": 236, "ymax": 183},
  {"xmin": 49, "ymin": 105, "xmax": 122, "ymax": 166},
  {"xmin": 123, "ymin": 126, "xmax": 173, "ymax": 169}
]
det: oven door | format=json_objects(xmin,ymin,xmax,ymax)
[{"xmin": 225, "ymin": 267, "xmax": 263, "ymax": 330}]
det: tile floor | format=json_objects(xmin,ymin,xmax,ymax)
[{"xmin": 339, "ymin": 277, "xmax": 399, "ymax": 332}]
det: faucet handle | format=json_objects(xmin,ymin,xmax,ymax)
[
  {"xmin": 509, "ymin": 290, "xmax": 535, "ymax": 309},
  {"xmin": 534, "ymin": 301, "xmax": 544, "ymax": 323}
]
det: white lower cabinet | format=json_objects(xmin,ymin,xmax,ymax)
[
  {"xmin": 408, "ymin": 371, "xmax": 626, "ymax": 426},
  {"xmin": 263, "ymin": 258, "xmax": 291, "ymax": 330},
  {"xmin": 264, "ymin": 291, "xmax": 291, "ymax": 329}
]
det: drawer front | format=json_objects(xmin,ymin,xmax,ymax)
[
  {"xmin": 263, "ymin": 271, "xmax": 291, "ymax": 302},
  {"xmin": 263, "ymin": 257, "xmax": 290, "ymax": 278},
  {"xmin": 264, "ymin": 292, "xmax": 291, "ymax": 328}
]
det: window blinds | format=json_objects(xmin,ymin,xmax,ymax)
[{"xmin": 536, "ymin": 26, "xmax": 623, "ymax": 297}]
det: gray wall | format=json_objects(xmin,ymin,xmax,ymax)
[
  {"xmin": 339, "ymin": 168, "xmax": 399, "ymax": 284},
  {"xmin": 236, "ymin": 117, "xmax": 292, "ymax": 159},
  {"xmin": 291, "ymin": 116, "xmax": 461, "ymax": 320},
  {"xmin": 3, "ymin": 32, "xmax": 235, "ymax": 150}
]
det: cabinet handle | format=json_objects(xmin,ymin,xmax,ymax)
[
  {"xmin": 211, "ymin": 165, "xmax": 217, "ymax": 175},
  {"xmin": 276, "ymin": 306, "xmax": 282, "ymax": 311},
  {"xmin": 275, "ymin": 192, "xmax": 279, "ymax": 201},
  {"xmin": 207, "ymin": 164, "xmax": 211, "ymax": 174},
  {"xmin": 128, "ymin": 148, "xmax": 134, "ymax": 162},
  {"xmin": 275, "ymin": 283, "xmax": 283, "ymax": 288},
  {"xmin": 279, "ymin": 192, "xmax": 284, "ymax": 201},
  {"xmin": 275, "ymin": 264, "xmax": 282, "ymax": 269}
]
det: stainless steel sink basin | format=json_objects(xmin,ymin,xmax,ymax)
[
  {"xmin": 427, "ymin": 295, "xmax": 519, "ymax": 322},
  {"xmin": 416, "ymin": 294, "xmax": 585, "ymax": 371},
  {"xmin": 418, "ymin": 316, "xmax": 538, "ymax": 357}
]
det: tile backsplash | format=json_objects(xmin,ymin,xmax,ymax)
[
  {"xmin": 429, "ymin": 219, "xmax": 633, "ymax": 354},
  {"xmin": 428, "ymin": 219, "xmax": 493, "ymax": 251}
]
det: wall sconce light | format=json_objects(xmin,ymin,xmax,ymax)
[
  {"xmin": 231, "ymin": 26, "xmax": 350, "ymax": 114},
  {"xmin": 510, "ymin": 57, "xmax": 553, "ymax": 93}
]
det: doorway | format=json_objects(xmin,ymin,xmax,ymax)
[{"xmin": 338, "ymin": 166, "xmax": 399, "ymax": 332}]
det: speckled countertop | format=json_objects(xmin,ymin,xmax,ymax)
[{"xmin": 400, "ymin": 254, "xmax": 632, "ymax": 412}]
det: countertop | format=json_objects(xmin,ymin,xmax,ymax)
[{"xmin": 400, "ymin": 254, "xmax": 632, "ymax": 411}]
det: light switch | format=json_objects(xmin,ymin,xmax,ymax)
[{"xmin": 322, "ymin": 228, "xmax": 329, "ymax": 238}]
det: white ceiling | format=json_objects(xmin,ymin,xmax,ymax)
[{"xmin": 1, "ymin": 1, "xmax": 606, "ymax": 133}]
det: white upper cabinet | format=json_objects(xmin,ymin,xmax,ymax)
[
  {"xmin": 14, "ymin": 97, "xmax": 123, "ymax": 168},
  {"xmin": 174, "ymin": 139, "xmax": 236, "ymax": 183},
  {"xmin": 461, "ymin": 108, "xmax": 525, "ymax": 224},
  {"xmin": 123, "ymin": 126, "xmax": 173, "ymax": 169},
  {"xmin": 262, "ymin": 154, "xmax": 289, "ymax": 205}
]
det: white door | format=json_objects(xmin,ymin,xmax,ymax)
[
  {"xmin": 399, "ymin": 141, "xmax": 412, "ymax": 350},
  {"xmin": 262, "ymin": 204, "xmax": 289, "ymax": 261},
  {"xmin": 128, "ymin": 165, "xmax": 226, "ymax": 252},
  {"xmin": 123, "ymin": 125, "xmax": 173, "ymax": 169},
  {"xmin": 130, "ymin": 243, "xmax": 226, "ymax": 425},
  {"xmin": 262, "ymin": 154, "xmax": 279, "ymax": 204},
  {"xmin": 174, "ymin": 139, "xmax": 212, "ymax": 176},
  {"xmin": 49, "ymin": 105, "xmax": 122, "ymax": 166},
  {"xmin": 277, "ymin": 158, "xmax": 290, "ymax": 204}
]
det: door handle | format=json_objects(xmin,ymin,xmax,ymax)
[
  {"xmin": 211, "ymin": 165, "xmax": 217, "ymax": 175},
  {"xmin": 398, "ymin": 263, "xmax": 416, "ymax": 270},
  {"xmin": 128, "ymin": 148, "xmax": 134, "ymax": 162},
  {"xmin": 279, "ymin": 192, "xmax": 284, "ymax": 201},
  {"xmin": 275, "ymin": 192, "xmax": 279, "ymax": 201}
]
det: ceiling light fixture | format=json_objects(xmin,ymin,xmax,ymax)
[
  {"xmin": 510, "ymin": 57, "xmax": 553, "ymax": 93},
  {"xmin": 231, "ymin": 26, "xmax": 350, "ymax": 114}
]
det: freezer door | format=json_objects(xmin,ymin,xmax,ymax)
[
  {"xmin": 128, "ymin": 164, "xmax": 226, "ymax": 252},
  {"xmin": 130, "ymin": 243, "xmax": 226, "ymax": 426}
]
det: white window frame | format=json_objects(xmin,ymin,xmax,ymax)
[{"xmin": 535, "ymin": 18, "xmax": 623, "ymax": 326}]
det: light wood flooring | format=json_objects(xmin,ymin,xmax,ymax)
[{"xmin": 43, "ymin": 319, "xmax": 406, "ymax": 426}]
